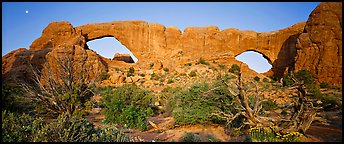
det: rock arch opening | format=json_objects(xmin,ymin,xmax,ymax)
[
  {"xmin": 235, "ymin": 51, "xmax": 272, "ymax": 73},
  {"xmin": 86, "ymin": 37, "xmax": 138, "ymax": 63}
]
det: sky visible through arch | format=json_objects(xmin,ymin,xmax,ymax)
[{"xmin": 2, "ymin": 2, "xmax": 320, "ymax": 72}]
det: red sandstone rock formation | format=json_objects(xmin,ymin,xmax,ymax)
[
  {"xmin": 294, "ymin": 2, "xmax": 342, "ymax": 86},
  {"xmin": 113, "ymin": 53, "xmax": 135, "ymax": 63},
  {"xmin": 2, "ymin": 2, "xmax": 341, "ymax": 86}
]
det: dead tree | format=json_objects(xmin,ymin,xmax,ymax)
[
  {"xmin": 22, "ymin": 50, "xmax": 102, "ymax": 118},
  {"xmin": 208, "ymin": 65, "xmax": 327, "ymax": 135}
]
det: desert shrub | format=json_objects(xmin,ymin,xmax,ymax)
[
  {"xmin": 185, "ymin": 63, "xmax": 192, "ymax": 66},
  {"xmin": 91, "ymin": 125, "xmax": 132, "ymax": 142},
  {"xmin": 2, "ymin": 110, "xmax": 44, "ymax": 142},
  {"xmin": 127, "ymin": 67, "xmax": 135, "ymax": 77},
  {"xmin": 295, "ymin": 70, "xmax": 315, "ymax": 86},
  {"xmin": 188, "ymin": 70, "xmax": 197, "ymax": 77},
  {"xmin": 205, "ymin": 134, "xmax": 220, "ymax": 142},
  {"xmin": 196, "ymin": 57, "xmax": 210, "ymax": 66},
  {"xmin": 2, "ymin": 83, "xmax": 34, "ymax": 113},
  {"xmin": 139, "ymin": 73, "xmax": 146, "ymax": 77},
  {"xmin": 249, "ymin": 126, "xmax": 303, "ymax": 142},
  {"xmin": 149, "ymin": 63, "xmax": 154, "ymax": 69},
  {"xmin": 165, "ymin": 82, "xmax": 235, "ymax": 125},
  {"xmin": 320, "ymin": 82, "xmax": 329, "ymax": 88},
  {"xmin": 263, "ymin": 78, "xmax": 269, "ymax": 83},
  {"xmin": 179, "ymin": 132, "xmax": 200, "ymax": 142},
  {"xmin": 319, "ymin": 93, "xmax": 342, "ymax": 110},
  {"xmin": 163, "ymin": 67, "xmax": 169, "ymax": 72},
  {"xmin": 100, "ymin": 71, "xmax": 110, "ymax": 81},
  {"xmin": 2, "ymin": 110, "xmax": 132, "ymax": 142},
  {"xmin": 101, "ymin": 84, "xmax": 156, "ymax": 131},
  {"xmin": 36, "ymin": 112, "xmax": 95, "ymax": 142},
  {"xmin": 228, "ymin": 64, "xmax": 240, "ymax": 75},
  {"xmin": 260, "ymin": 99, "xmax": 279, "ymax": 111},
  {"xmin": 167, "ymin": 78, "xmax": 174, "ymax": 84},
  {"xmin": 282, "ymin": 73, "xmax": 294, "ymax": 87},
  {"xmin": 254, "ymin": 76, "xmax": 260, "ymax": 82},
  {"xmin": 218, "ymin": 64, "xmax": 226, "ymax": 70}
]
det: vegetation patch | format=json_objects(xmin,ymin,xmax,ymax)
[
  {"xmin": 196, "ymin": 57, "xmax": 210, "ymax": 66},
  {"xmin": 100, "ymin": 84, "xmax": 156, "ymax": 131}
]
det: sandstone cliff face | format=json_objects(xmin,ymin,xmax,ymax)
[
  {"xmin": 2, "ymin": 21, "xmax": 107, "ymax": 84},
  {"xmin": 2, "ymin": 2, "xmax": 342, "ymax": 86},
  {"xmin": 295, "ymin": 2, "xmax": 342, "ymax": 86}
]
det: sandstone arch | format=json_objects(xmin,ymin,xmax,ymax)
[{"xmin": 4, "ymin": 2, "xmax": 341, "ymax": 86}]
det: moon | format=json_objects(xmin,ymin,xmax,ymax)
[{"xmin": 25, "ymin": 10, "xmax": 29, "ymax": 14}]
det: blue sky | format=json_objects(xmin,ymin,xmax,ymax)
[{"xmin": 2, "ymin": 2, "xmax": 320, "ymax": 73}]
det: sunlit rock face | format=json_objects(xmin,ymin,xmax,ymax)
[
  {"xmin": 294, "ymin": 2, "xmax": 342, "ymax": 86},
  {"xmin": 2, "ymin": 2, "xmax": 341, "ymax": 86}
]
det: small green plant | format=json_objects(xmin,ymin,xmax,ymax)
[
  {"xmin": 139, "ymin": 73, "xmax": 146, "ymax": 77},
  {"xmin": 254, "ymin": 76, "xmax": 260, "ymax": 82},
  {"xmin": 127, "ymin": 67, "xmax": 135, "ymax": 77},
  {"xmin": 228, "ymin": 64, "xmax": 240, "ymax": 74},
  {"xmin": 320, "ymin": 82, "xmax": 329, "ymax": 88},
  {"xmin": 205, "ymin": 134, "xmax": 220, "ymax": 142},
  {"xmin": 179, "ymin": 132, "xmax": 200, "ymax": 142},
  {"xmin": 149, "ymin": 63, "xmax": 154, "ymax": 69},
  {"xmin": 263, "ymin": 78, "xmax": 269, "ymax": 83},
  {"xmin": 217, "ymin": 64, "xmax": 226, "ymax": 70},
  {"xmin": 167, "ymin": 78, "xmax": 174, "ymax": 84},
  {"xmin": 100, "ymin": 71, "xmax": 110, "ymax": 81},
  {"xmin": 196, "ymin": 57, "xmax": 210, "ymax": 66},
  {"xmin": 188, "ymin": 71, "xmax": 197, "ymax": 77},
  {"xmin": 185, "ymin": 63, "xmax": 192, "ymax": 66},
  {"xmin": 260, "ymin": 99, "xmax": 279, "ymax": 111},
  {"xmin": 163, "ymin": 67, "xmax": 169, "ymax": 72}
]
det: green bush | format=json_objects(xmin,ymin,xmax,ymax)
[
  {"xmin": 149, "ymin": 63, "xmax": 154, "ymax": 69},
  {"xmin": 254, "ymin": 76, "xmax": 260, "ymax": 82},
  {"xmin": 188, "ymin": 70, "xmax": 197, "ymax": 77},
  {"xmin": 218, "ymin": 64, "xmax": 226, "ymax": 70},
  {"xmin": 320, "ymin": 82, "xmax": 329, "ymax": 88},
  {"xmin": 36, "ymin": 112, "xmax": 95, "ymax": 142},
  {"xmin": 165, "ymin": 82, "xmax": 235, "ymax": 125},
  {"xmin": 139, "ymin": 73, "xmax": 146, "ymax": 77},
  {"xmin": 2, "ymin": 83, "xmax": 34, "ymax": 113},
  {"xmin": 263, "ymin": 78, "xmax": 269, "ymax": 83},
  {"xmin": 167, "ymin": 78, "xmax": 174, "ymax": 84},
  {"xmin": 260, "ymin": 99, "xmax": 279, "ymax": 111},
  {"xmin": 228, "ymin": 64, "xmax": 240, "ymax": 75},
  {"xmin": 196, "ymin": 57, "xmax": 210, "ymax": 66},
  {"xmin": 101, "ymin": 84, "xmax": 156, "ymax": 131},
  {"xmin": 100, "ymin": 72, "xmax": 110, "ymax": 81},
  {"xmin": 2, "ymin": 111, "xmax": 132, "ymax": 142},
  {"xmin": 127, "ymin": 67, "xmax": 135, "ymax": 77},
  {"xmin": 2, "ymin": 110, "xmax": 44, "ymax": 142},
  {"xmin": 163, "ymin": 67, "xmax": 169, "ymax": 72},
  {"xmin": 179, "ymin": 132, "xmax": 200, "ymax": 142},
  {"xmin": 205, "ymin": 134, "xmax": 220, "ymax": 142},
  {"xmin": 91, "ymin": 126, "xmax": 132, "ymax": 142}
]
